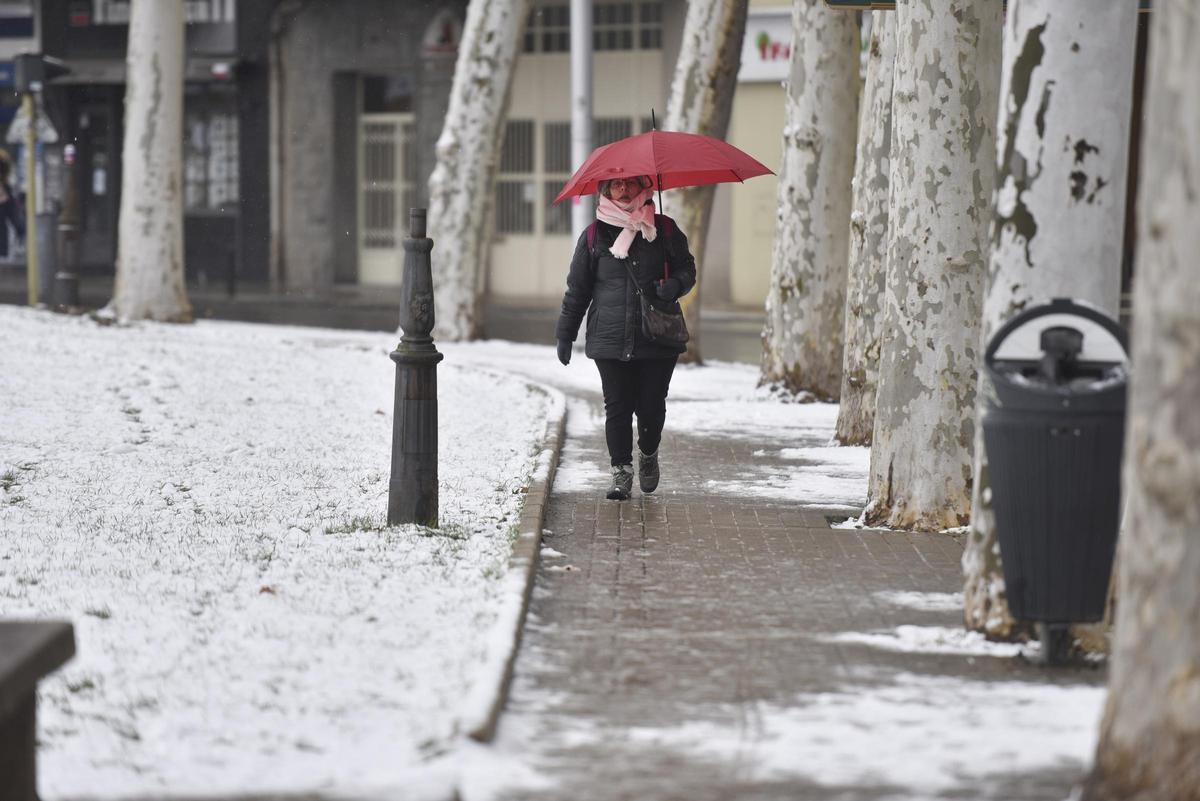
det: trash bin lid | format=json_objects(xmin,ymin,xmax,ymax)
[{"xmin": 984, "ymin": 298, "xmax": 1129, "ymax": 409}]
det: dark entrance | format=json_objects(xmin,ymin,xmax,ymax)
[{"xmin": 73, "ymin": 88, "xmax": 121, "ymax": 273}]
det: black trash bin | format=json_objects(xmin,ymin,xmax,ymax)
[{"xmin": 982, "ymin": 298, "xmax": 1129, "ymax": 628}]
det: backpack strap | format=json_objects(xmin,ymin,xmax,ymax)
[
  {"xmin": 655, "ymin": 213, "xmax": 675, "ymax": 240},
  {"xmin": 655, "ymin": 214, "xmax": 675, "ymax": 282},
  {"xmin": 586, "ymin": 220, "xmax": 597, "ymax": 254}
]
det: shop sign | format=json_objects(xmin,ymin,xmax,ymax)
[
  {"xmin": 422, "ymin": 9, "xmax": 462, "ymax": 57},
  {"xmin": 738, "ymin": 8, "xmax": 791, "ymax": 83}
]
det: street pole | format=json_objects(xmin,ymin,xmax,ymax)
[
  {"xmin": 55, "ymin": 144, "xmax": 80, "ymax": 310},
  {"xmin": 387, "ymin": 208, "xmax": 444, "ymax": 527},
  {"xmin": 21, "ymin": 92, "xmax": 37, "ymax": 306},
  {"xmin": 570, "ymin": 0, "xmax": 594, "ymax": 239}
]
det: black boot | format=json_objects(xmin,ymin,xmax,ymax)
[
  {"xmin": 606, "ymin": 464, "xmax": 633, "ymax": 501},
  {"xmin": 638, "ymin": 449, "xmax": 660, "ymax": 493}
]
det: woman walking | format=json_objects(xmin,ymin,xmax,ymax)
[{"xmin": 555, "ymin": 175, "xmax": 696, "ymax": 501}]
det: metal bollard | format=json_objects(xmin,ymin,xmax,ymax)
[{"xmin": 387, "ymin": 208, "xmax": 444, "ymax": 527}]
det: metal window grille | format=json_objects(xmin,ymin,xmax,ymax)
[
  {"xmin": 544, "ymin": 181, "xmax": 571, "ymax": 235},
  {"xmin": 400, "ymin": 120, "xmax": 417, "ymax": 214},
  {"xmin": 594, "ymin": 117, "xmax": 632, "ymax": 148},
  {"xmin": 496, "ymin": 181, "xmax": 535, "ymax": 234},
  {"xmin": 524, "ymin": 2, "xmax": 569, "ymax": 53},
  {"xmin": 497, "ymin": 119, "xmax": 536, "ymax": 234},
  {"xmin": 358, "ymin": 115, "xmax": 415, "ymax": 251},
  {"xmin": 184, "ymin": 104, "xmax": 239, "ymax": 212},
  {"xmin": 543, "ymin": 122, "xmax": 571, "ymax": 173},
  {"xmin": 500, "ymin": 120, "xmax": 535, "ymax": 173},
  {"xmin": 361, "ymin": 121, "xmax": 398, "ymax": 247}
]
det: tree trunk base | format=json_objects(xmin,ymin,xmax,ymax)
[{"xmin": 1083, "ymin": 732, "xmax": 1200, "ymax": 801}]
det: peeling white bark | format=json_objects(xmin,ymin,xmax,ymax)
[
  {"xmin": 760, "ymin": 0, "xmax": 859, "ymax": 400},
  {"xmin": 112, "ymin": 0, "xmax": 190, "ymax": 323},
  {"xmin": 662, "ymin": 0, "xmax": 748, "ymax": 364},
  {"xmin": 963, "ymin": 0, "xmax": 1136, "ymax": 638},
  {"xmin": 865, "ymin": 0, "xmax": 1001, "ymax": 532},
  {"xmin": 835, "ymin": 12, "xmax": 895, "ymax": 441},
  {"xmin": 1085, "ymin": 1, "xmax": 1200, "ymax": 796},
  {"xmin": 427, "ymin": 0, "xmax": 529, "ymax": 341}
]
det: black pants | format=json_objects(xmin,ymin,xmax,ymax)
[{"xmin": 594, "ymin": 357, "xmax": 678, "ymax": 466}]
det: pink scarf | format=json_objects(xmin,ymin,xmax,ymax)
[{"xmin": 596, "ymin": 189, "xmax": 656, "ymax": 259}]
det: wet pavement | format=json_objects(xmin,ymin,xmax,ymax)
[{"xmin": 484, "ymin": 387, "xmax": 1107, "ymax": 801}]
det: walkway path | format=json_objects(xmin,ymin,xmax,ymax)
[{"xmin": 479, "ymin": 379, "xmax": 1107, "ymax": 801}]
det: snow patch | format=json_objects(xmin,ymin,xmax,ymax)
[
  {"xmin": 703, "ymin": 445, "xmax": 869, "ymax": 508},
  {"xmin": 872, "ymin": 591, "xmax": 965, "ymax": 613},
  {"xmin": 823, "ymin": 625, "xmax": 1027, "ymax": 658},
  {"xmin": 621, "ymin": 673, "xmax": 1104, "ymax": 794}
]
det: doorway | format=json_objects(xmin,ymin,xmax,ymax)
[
  {"xmin": 76, "ymin": 98, "xmax": 119, "ymax": 271},
  {"xmin": 357, "ymin": 112, "xmax": 414, "ymax": 286}
]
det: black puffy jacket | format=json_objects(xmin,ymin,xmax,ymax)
[{"xmin": 555, "ymin": 215, "xmax": 697, "ymax": 361}]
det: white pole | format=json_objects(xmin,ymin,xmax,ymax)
[{"xmin": 570, "ymin": 0, "xmax": 594, "ymax": 238}]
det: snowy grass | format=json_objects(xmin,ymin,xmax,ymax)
[{"xmin": 0, "ymin": 307, "xmax": 555, "ymax": 799}]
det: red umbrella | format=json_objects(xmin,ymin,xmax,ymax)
[{"xmin": 553, "ymin": 129, "xmax": 774, "ymax": 203}]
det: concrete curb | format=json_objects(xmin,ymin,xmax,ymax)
[{"xmin": 464, "ymin": 379, "xmax": 567, "ymax": 743}]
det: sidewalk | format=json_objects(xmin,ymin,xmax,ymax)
[{"xmin": 471, "ymin": 383, "xmax": 1108, "ymax": 801}]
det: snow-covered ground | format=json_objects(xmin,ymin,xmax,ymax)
[
  {"xmin": 2, "ymin": 308, "xmax": 1108, "ymax": 800},
  {"xmin": 0, "ymin": 307, "xmax": 557, "ymax": 799}
]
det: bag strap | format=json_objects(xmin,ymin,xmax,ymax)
[
  {"xmin": 586, "ymin": 220, "xmax": 597, "ymax": 253},
  {"xmin": 623, "ymin": 260, "xmax": 646, "ymax": 297}
]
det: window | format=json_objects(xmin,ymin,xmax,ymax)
[
  {"xmin": 544, "ymin": 182, "xmax": 571, "ymax": 234},
  {"xmin": 88, "ymin": 0, "xmax": 236, "ymax": 25},
  {"xmin": 496, "ymin": 119, "xmax": 535, "ymax": 234},
  {"xmin": 543, "ymin": 122, "xmax": 572, "ymax": 235},
  {"xmin": 594, "ymin": 117, "xmax": 631, "ymax": 147},
  {"xmin": 524, "ymin": 3, "xmax": 569, "ymax": 53},
  {"xmin": 495, "ymin": 115, "xmax": 651, "ymax": 238},
  {"xmin": 638, "ymin": 1, "xmax": 662, "ymax": 49},
  {"xmin": 543, "ymin": 122, "xmax": 571, "ymax": 173},
  {"xmin": 185, "ymin": 100, "xmax": 238, "ymax": 212},
  {"xmin": 523, "ymin": 0, "xmax": 661, "ymax": 53},
  {"xmin": 593, "ymin": 2, "xmax": 632, "ymax": 51}
]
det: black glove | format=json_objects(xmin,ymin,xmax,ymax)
[
  {"xmin": 656, "ymin": 278, "xmax": 681, "ymax": 302},
  {"xmin": 556, "ymin": 339, "xmax": 572, "ymax": 366}
]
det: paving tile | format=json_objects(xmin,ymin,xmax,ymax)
[{"xmin": 495, "ymin": 395, "xmax": 1105, "ymax": 801}]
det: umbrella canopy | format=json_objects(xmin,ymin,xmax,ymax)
[{"xmin": 553, "ymin": 130, "xmax": 773, "ymax": 203}]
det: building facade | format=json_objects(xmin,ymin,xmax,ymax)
[
  {"xmin": 35, "ymin": 0, "xmax": 271, "ymax": 286},
  {"xmin": 22, "ymin": 0, "xmax": 791, "ymax": 313},
  {"xmin": 269, "ymin": 0, "xmax": 466, "ymax": 291}
]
